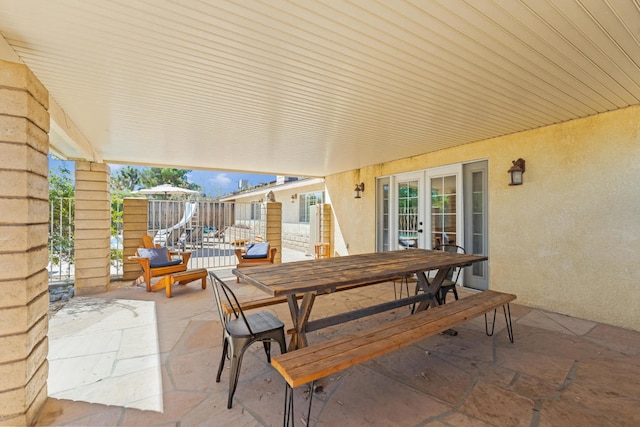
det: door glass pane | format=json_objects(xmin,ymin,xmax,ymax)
[
  {"xmin": 471, "ymin": 171, "xmax": 484, "ymax": 276},
  {"xmin": 431, "ymin": 175, "xmax": 457, "ymax": 247},
  {"xmin": 382, "ymin": 183, "xmax": 389, "ymax": 251},
  {"xmin": 398, "ymin": 180, "xmax": 419, "ymax": 248},
  {"xmin": 443, "ymin": 175, "xmax": 456, "ymax": 194},
  {"xmin": 376, "ymin": 178, "xmax": 391, "ymax": 252}
]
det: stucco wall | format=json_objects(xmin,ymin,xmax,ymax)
[
  {"xmin": 326, "ymin": 106, "xmax": 640, "ymax": 331},
  {"xmin": 230, "ymin": 181, "xmax": 325, "ymax": 252}
]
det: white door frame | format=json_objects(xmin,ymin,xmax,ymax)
[{"xmin": 425, "ymin": 164, "xmax": 463, "ymax": 250}]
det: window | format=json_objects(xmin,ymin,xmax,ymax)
[
  {"xmin": 250, "ymin": 202, "xmax": 262, "ymax": 220},
  {"xmin": 299, "ymin": 192, "xmax": 323, "ymax": 223}
]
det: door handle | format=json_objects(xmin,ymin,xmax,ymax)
[{"xmin": 417, "ymin": 229, "xmax": 423, "ymax": 233}]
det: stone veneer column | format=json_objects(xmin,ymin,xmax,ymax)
[
  {"xmin": 122, "ymin": 197, "xmax": 148, "ymax": 281},
  {"xmin": 0, "ymin": 60, "xmax": 50, "ymax": 425},
  {"xmin": 264, "ymin": 202, "xmax": 282, "ymax": 264},
  {"xmin": 319, "ymin": 203, "xmax": 333, "ymax": 257},
  {"xmin": 74, "ymin": 161, "xmax": 111, "ymax": 294}
]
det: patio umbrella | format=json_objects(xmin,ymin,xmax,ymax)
[{"xmin": 133, "ymin": 184, "xmax": 199, "ymax": 197}]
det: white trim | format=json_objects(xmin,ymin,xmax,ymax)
[
  {"xmin": 220, "ymin": 178, "xmax": 325, "ymax": 201},
  {"xmin": 425, "ymin": 164, "xmax": 463, "ymax": 250}
]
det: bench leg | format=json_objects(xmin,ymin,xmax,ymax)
[
  {"xmin": 283, "ymin": 383, "xmax": 293, "ymax": 427},
  {"xmin": 283, "ymin": 381, "xmax": 315, "ymax": 427},
  {"xmin": 485, "ymin": 304, "xmax": 514, "ymax": 343}
]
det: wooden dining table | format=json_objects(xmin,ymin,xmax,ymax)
[{"xmin": 232, "ymin": 249, "xmax": 488, "ymax": 350}]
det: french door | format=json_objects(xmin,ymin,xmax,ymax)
[{"xmin": 377, "ymin": 162, "xmax": 488, "ymax": 288}]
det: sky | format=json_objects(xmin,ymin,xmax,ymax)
[{"xmin": 49, "ymin": 156, "xmax": 276, "ymax": 197}]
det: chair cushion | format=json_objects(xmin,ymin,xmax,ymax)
[
  {"xmin": 242, "ymin": 242, "xmax": 270, "ymax": 259},
  {"xmin": 138, "ymin": 248, "xmax": 182, "ymax": 268}
]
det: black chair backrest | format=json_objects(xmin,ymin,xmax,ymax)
[
  {"xmin": 209, "ymin": 271, "xmax": 255, "ymax": 336},
  {"xmin": 433, "ymin": 244, "xmax": 466, "ymax": 282}
]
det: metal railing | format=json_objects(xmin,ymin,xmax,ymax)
[
  {"xmin": 48, "ymin": 197, "xmax": 124, "ymax": 283},
  {"xmin": 147, "ymin": 200, "xmax": 264, "ymax": 269},
  {"xmin": 47, "ymin": 197, "xmax": 269, "ymax": 283},
  {"xmin": 48, "ymin": 197, "xmax": 75, "ymax": 283}
]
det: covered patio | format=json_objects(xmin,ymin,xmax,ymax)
[
  {"xmin": 38, "ymin": 270, "xmax": 640, "ymax": 426},
  {"xmin": 1, "ymin": 1, "xmax": 640, "ymax": 425}
]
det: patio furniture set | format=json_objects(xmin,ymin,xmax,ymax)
[{"xmin": 130, "ymin": 236, "xmax": 516, "ymax": 425}]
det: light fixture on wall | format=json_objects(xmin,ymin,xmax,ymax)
[
  {"xmin": 291, "ymin": 193, "xmax": 297, "ymax": 203},
  {"xmin": 508, "ymin": 158, "xmax": 526, "ymax": 186},
  {"xmin": 354, "ymin": 183, "xmax": 365, "ymax": 199}
]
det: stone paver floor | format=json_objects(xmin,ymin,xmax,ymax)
[{"xmin": 37, "ymin": 269, "xmax": 640, "ymax": 426}]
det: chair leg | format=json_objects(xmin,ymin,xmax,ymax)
[
  {"xmin": 216, "ymin": 338, "xmax": 229, "ymax": 383},
  {"xmin": 144, "ymin": 272, "xmax": 152, "ymax": 292},
  {"xmin": 227, "ymin": 343, "xmax": 250, "ymax": 409},
  {"xmin": 439, "ymin": 286, "xmax": 457, "ymax": 305},
  {"xmin": 263, "ymin": 341, "xmax": 272, "ymax": 363}
]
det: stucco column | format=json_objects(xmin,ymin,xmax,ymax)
[
  {"xmin": 0, "ymin": 60, "xmax": 50, "ymax": 425},
  {"xmin": 264, "ymin": 202, "xmax": 282, "ymax": 264},
  {"xmin": 74, "ymin": 161, "xmax": 111, "ymax": 294},
  {"xmin": 122, "ymin": 197, "xmax": 148, "ymax": 281}
]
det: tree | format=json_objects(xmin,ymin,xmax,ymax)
[
  {"xmin": 111, "ymin": 166, "xmax": 141, "ymax": 191},
  {"xmin": 140, "ymin": 168, "xmax": 201, "ymax": 191}
]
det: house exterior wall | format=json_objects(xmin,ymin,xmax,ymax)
[
  {"xmin": 230, "ymin": 181, "xmax": 326, "ymax": 253},
  {"xmin": 326, "ymin": 105, "xmax": 640, "ymax": 332}
]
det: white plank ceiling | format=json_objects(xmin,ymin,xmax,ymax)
[{"xmin": 1, "ymin": 0, "xmax": 639, "ymax": 177}]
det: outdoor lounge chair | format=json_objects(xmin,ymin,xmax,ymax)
[
  {"xmin": 128, "ymin": 236, "xmax": 191, "ymax": 291},
  {"xmin": 234, "ymin": 242, "xmax": 277, "ymax": 282},
  {"xmin": 209, "ymin": 271, "xmax": 286, "ymax": 409}
]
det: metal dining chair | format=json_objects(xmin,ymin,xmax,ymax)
[
  {"xmin": 432, "ymin": 244, "xmax": 466, "ymax": 304},
  {"xmin": 208, "ymin": 271, "xmax": 287, "ymax": 409}
]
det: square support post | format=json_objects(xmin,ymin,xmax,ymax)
[{"xmin": 0, "ymin": 59, "xmax": 50, "ymax": 426}]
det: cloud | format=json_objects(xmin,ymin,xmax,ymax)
[{"xmin": 209, "ymin": 173, "xmax": 232, "ymax": 187}]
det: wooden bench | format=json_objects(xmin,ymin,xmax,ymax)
[
  {"xmin": 151, "ymin": 268, "xmax": 208, "ymax": 298},
  {"xmin": 271, "ymin": 290, "xmax": 516, "ymax": 424}
]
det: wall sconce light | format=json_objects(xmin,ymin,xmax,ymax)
[
  {"xmin": 508, "ymin": 158, "xmax": 526, "ymax": 186},
  {"xmin": 291, "ymin": 193, "xmax": 297, "ymax": 203},
  {"xmin": 354, "ymin": 183, "xmax": 365, "ymax": 199}
]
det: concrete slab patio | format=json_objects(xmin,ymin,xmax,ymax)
[{"xmin": 37, "ymin": 269, "xmax": 640, "ymax": 426}]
